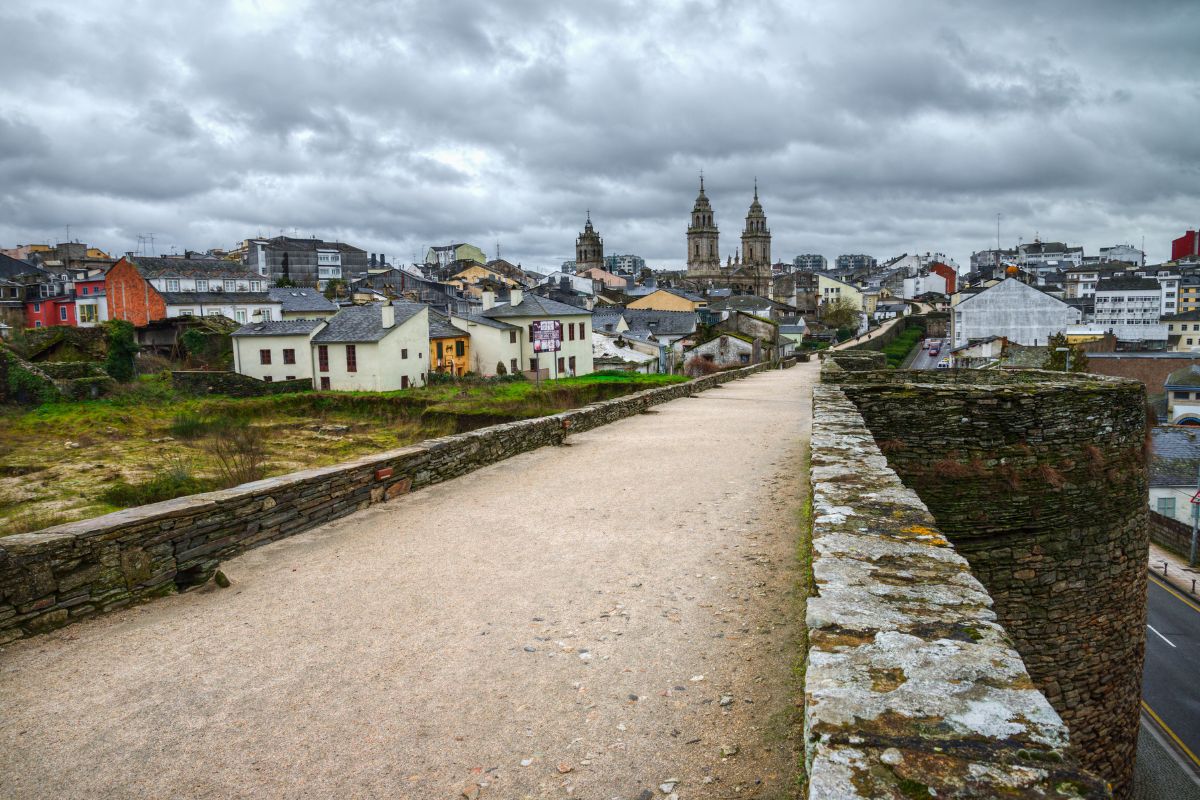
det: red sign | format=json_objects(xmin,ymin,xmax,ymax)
[
  {"xmin": 1190, "ymin": 489, "xmax": 1200, "ymax": 505},
  {"xmin": 530, "ymin": 320, "xmax": 562, "ymax": 353}
]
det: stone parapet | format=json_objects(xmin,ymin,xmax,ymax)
[
  {"xmin": 0, "ymin": 363, "xmax": 776, "ymax": 643},
  {"xmin": 807, "ymin": 384, "xmax": 1108, "ymax": 798}
]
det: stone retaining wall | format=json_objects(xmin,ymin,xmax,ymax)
[
  {"xmin": 820, "ymin": 361, "xmax": 1146, "ymax": 798},
  {"xmin": 0, "ymin": 362, "xmax": 777, "ymax": 643},
  {"xmin": 807, "ymin": 384, "xmax": 1106, "ymax": 798},
  {"xmin": 171, "ymin": 370, "xmax": 313, "ymax": 397},
  {"xmin": 1148, "ymin": 508, "xmax": 1195, "ymax": 560}
]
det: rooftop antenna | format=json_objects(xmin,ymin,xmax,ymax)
[{"xmin": 496, "ymin": 241, "xmax": 501, "ymax": 261}]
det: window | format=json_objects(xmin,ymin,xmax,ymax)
[
  {"xmin": 509, "ymin": 330, "xmax": 517, "ymax": 344},
  {"xmin": 263, "ymin": 375, "xmax": 273, "ymax": 383},
  {"xmin": 320, "ymin": 376, "xmax": 330, "ymax": 390},
  {"xmin": 224, "ymin": 280, "xmax": 235, "ymax": 291},
  {"xmin": 79, "ymin": 305, "xmax": 98, "ymax": 324},
  {"xmin": 579, "ymin": 322, "xmax": 586, "ymax": 338},
  {"xmin": 196, "ymin": 279, "xmax": 208, "ymax": 292},
  {"xmin": 530, "ymin": 357, "xmax": 539, "ymax": 371},
  {"xmin": 568, "ymin": 324, "xmax": 575, "ymax": 341},
  {"xmin": 285, "ymin": 376, "xmax": 295, "ymax": 381},
  {"xmin": 346, "ymin": 344, "xmax": 357, "ymax": 372},
  {"xmin": 455, "ymin": 340, "xmax": 465, "ymax": 357},
  {"xmin": 400, "ymin": 348, "xmax": 408, "ymax": 359},
  {"xmin": 59, "ymin": 306, "xmax": 68, "ymax": 321},
  {"xmin": 81, "ymin": 286, "xmax": 89, "ymax": 295},
  {"xmin": 260, "ymin": 349, "xmax": 271, "ymax": 365},
  {"xmin": 318, "ymin": 345, "xmax": 329, "ymax": 372},
  {"xmin": 568, "ymin": 355, "xmax": 576, "ymax": 374},
  {"xmin": 1157, "ymin": 497, "xmax": 1176, "ymax": 517},
  {"xmin": 33, "ymin": 302, "xmax": 40, "ymax": 312},
  {"xmin": 558, "ymin": 356, "xmax": 565, "ymax": 374},
  {"xmin": 436, "ymin": 341, "xmax": 444, "ymax": 359},
  {"xmin": 1175, "ymin": 391, "xmax": 1190, "ymax": 400},
  {"xmin": 259, "ymin": 308, "xmax": 272, "ymax": 321},
  {"xmin": 283, "ymin": 349, "xmax": 296, "ymax": 364},
  {"xmin": 317, "ymin": 251, "xmax": 341, "ymax": 266},
  {"xmin": 235, "ymin": 309, "xmax": 247, "ymax": 323},
  {"xmin": 250, "ymin": 281, "xmax": 262, "ymax": 291},
  {"xmin": 166, "ymin": 279, "xmax": 180, "ymax": 292},
  {"xmin": 34, "ymin": 321, "xmax": 41, "ymax": 328},
  {"xmin": 318, "ymin": 266, "xmax": 342, "ymax": 279}
]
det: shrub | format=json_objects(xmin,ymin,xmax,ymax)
[
  {"xmin": 169, "ymin": 411, "xmax": 211, "ymax": 439},
  {"xmin": 684, "ymin": 356, "xmax": 721, "ymax": 377},
  {"xmin": 213, "ymin": 423, "xmax": 269, "ymax": 486},
  {"xmin": 99, "ymin": 457, "xmax": 215, "ymax": 508},
  {"xmin": 103, "ymin": 320, "xmax": 138, "ymax": 382}
]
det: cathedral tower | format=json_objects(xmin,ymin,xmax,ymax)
[
  {"xmin": 741, "ymin": 180, "xmax": 771, "ymax": 267},
  {"xmin": 686, "ymin": 176, "xmax": 720, "ymax": 274},
  {"xmin": 575, "ymin": 211, "xmax": 604, "ymax": 270}
]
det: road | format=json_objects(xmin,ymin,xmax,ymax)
[
  {"xmin": 907, "ymin": 340, "xmax": 944, "ymax": 370},
  {"xmin": 1142, "ymin": 574, "xmax": 1200, "ymax": 779},
  {"xmin": 0, "ymin": 363, "xmax": 816, "ymax": 800}
]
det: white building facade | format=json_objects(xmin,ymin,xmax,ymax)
[{"xmin": 951, "ymin": 278, "xmax": 1081, "ymax": 348}]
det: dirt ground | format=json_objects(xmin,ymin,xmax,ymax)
[{"xmin": 0, "ymin": 362, "xmax": 815, "ymax": 800}]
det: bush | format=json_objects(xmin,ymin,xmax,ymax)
[
  {"xmin": 213, "ymin": 423, "xmax": 269, "ymax": 486},
  {"xmin": 99, "ymin": 457, "xmax": 216, "ymax": 508},
  {"xmin": 103, "ymin": 320, "xmax": 138, "ymax": 382},
  {"xmin": 169, "ymin": 411, "xmax": 212, "ymax": 439},
  {"xmin": 684, "ymin": 356, "xmax": 722, "ymax": 377}
]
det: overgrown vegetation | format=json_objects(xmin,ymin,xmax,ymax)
[
  {"xmin": 103, "ymin": 320, "xmax": 138, "ymax": 382},
  {"xmin": 0, "ymin": 370, "xmax": 690, "ymax": 533},
  {"xmin": 881, "ymin": 327, "xmax": 924, "ymax": 368},
  {"xmin": 1041, "ymin": 332, "xmax": 1089, "ymax": 372}
]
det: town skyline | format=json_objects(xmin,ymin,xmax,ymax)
[{"xmin": 2, "ymin": 1, "xmax": 1198, "ymax": 269}]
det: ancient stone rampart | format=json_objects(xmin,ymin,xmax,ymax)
[
  {"xmin": 808, "ymin": 383, "xmax": 1108, "ymax": 798},
  {"xmin": 0, "ymin": 362, "xmax": 780, "ymax": 643},
  {"xmin": 818, "ymin": 360, "xmax": 1147, "ymax": 798}
]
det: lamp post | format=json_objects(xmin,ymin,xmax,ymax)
[{"xmin": 1055, "ymin": 346, "xmax": 1072, "ymax": 372}]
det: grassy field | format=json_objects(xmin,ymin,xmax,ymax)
[{"xmin": 0, "ymin": 371, "xmax": 687, "ymax": 535}]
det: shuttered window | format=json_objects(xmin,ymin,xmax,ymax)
[
  {"xmin": 318, "ymin": 345, "xmax": 329, "ymax": 372},
  {"xmin": 346, "ymin": 345, "xmax": 357, "ymax": 373},
  {"xmin": 259, "ymin": 349, "xmax": 271, "ymax": 365}
]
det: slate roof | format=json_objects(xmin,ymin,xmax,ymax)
[
  {"xmin": 311, "ymin": 303, "xmax": 425, "ymax": 343},
  {"xmin": 268, "ymin": 287, "xmax": 338, "ymax": 313},
  {"xmin": 591, "ymin": 309, "xmax": 625, "ymax": 332},
  {"xmin": 257, "ymin": 236, "xmax": 365, "ymax": 253},
  {"xmin": 429, "ymin": 309, "xmax": 467, "ymax": 339},
  {"xmin": 0, "ymin": 253, "xmax": 44, "ymax": 280},
  {"xmin": 622, "ymin": 308, "xmax": 698, "ymax": 336},
  {"xmin": 1162, "ymin": 310, "xmax": 1200, "ymax": 322},
  {"xmin": 1095, "ymin": 276, "xmax": 1161, "ymax": 292},
  {"xmin": 451, "ymin": 313, "xmax": 519, "ymax": 331},
  {"xmin": 161, "ymin": 292, "xmax": 278, "ymax": 305},
  {"xmin": 127, "ymin": 256, "xmax": 258, "ymax": 279},
  {"xmin": 232, "ymin": 319, "xmax": 325, "ymax": 338},
  {"xmin": 706, "ymin": 295, "xmax": 783, "ymax": 312},
  {"xmin": 480, "ymin": 293, "xmax": 592, "ymax": 319},
  {"xmin": 1150, "ymin": 426, "xmax": 1200, "ymax": 486},
  {"xmin": 1166, "ymin": 364, "xmax": 1200, "ymax": 388}
]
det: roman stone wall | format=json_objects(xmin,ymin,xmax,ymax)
[
  {"xmin": 0, "ymin": 362, "xmax": 776, "ymax": 644},
  {"xmin": 171, "ymin": 370, "xmax": 313, "ymax": 397},
  {"xmin": 807, "ymin": 383, "xmax": 1107, "ymax": 798},
  {"xmin": 824, "ymin": 365, "xmax": 1147, "ymax": 798}
]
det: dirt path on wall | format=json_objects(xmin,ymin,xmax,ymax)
[{"xmin": 0, "ymin": 362, "xmax": 815, "ymax": 800}]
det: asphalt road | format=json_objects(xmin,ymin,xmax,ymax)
[
  {"xmin": 1142, "ymin": 574, "xmax": 1200, "ymax": 778},
  {"xmin": 907, "ymin": 339, "xmax": 946, "ymax": 370}
]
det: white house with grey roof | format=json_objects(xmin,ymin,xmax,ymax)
[
  {"xmin": 450, "ymin": 289, "xmax": 593, "ymax": 378},
  {"xmin": 231, "ymin": 319, "xmax": 326, "ymax": 383},
  {"xmin": 951, "ymin": 278, "xmax": 1081, "ymax": 348},
  {"xmin": 310, "ymin": 302, "xmax": 429, "ymax": 391}
]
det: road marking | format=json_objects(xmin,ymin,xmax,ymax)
[
  {"xmin": 1149, "ymin": 572, "xmax": 1200, "ymax": 615},
  {"xmin": 1147, "ymin": 624, "xmax": 1177, "ymax": 647},
  {"xmin": 1143, "ymin": 700, "xmax": 1200, "ymax": 772}
]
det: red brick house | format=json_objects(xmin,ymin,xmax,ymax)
[
  {"xmin": 106, "ymin": 256, "xmax": 276, "ymax": 326},
  {"xmin": 106, "ymin": 257, "xmax": 167, "ymax": 326},
  {"xmin": 928, "ymin": 261, "xmax": 957, "ymax": 294}
]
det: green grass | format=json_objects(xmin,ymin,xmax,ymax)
[{"xmin": 881, "ymin": 328, "xmax": 924, "ymax": 368}]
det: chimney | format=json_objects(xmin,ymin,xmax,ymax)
[
  {"xmin": 510, "ymin": 288, "xmax": 523, "ymax": 306},
  {"xmin": 380, "ymin": 253, "xmax": 386, "ymax": 267},
  {"xmin": 481, "ymin": 290, "xmax": 495, "ymax": 310},
  {"xmin": 381, "ymin": 303, "xmax": 395, "ymax": 328}
]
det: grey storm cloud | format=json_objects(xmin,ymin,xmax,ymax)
[{"xmin": 0, "ymin": 0, "xmax": 1198, "ymax": 268}]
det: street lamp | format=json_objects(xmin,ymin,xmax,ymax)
[{"xmin": 1055, "ymin": 346, "xmax": 1072, "ymax": 372}]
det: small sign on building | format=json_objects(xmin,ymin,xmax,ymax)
[{"xmin": 530, "ymin": 320, "xmax": 562, "ymax": 353}]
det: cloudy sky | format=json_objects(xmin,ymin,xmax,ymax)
[{"xmin": 1, "ymin": 0, "xmax": 1198, "ymax": 271}]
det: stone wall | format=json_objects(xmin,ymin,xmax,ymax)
[
  {"xmin": 1148, "ymin": 508, "xmax": 1195, "ymax": 559},
  {"xmin": 171, "ymin": 370, "xmax": 313, "ymax": 397},
  {"xmin": 823, "ymin": 365, "xmax": 1147, "ymax": 798},
  {"xmin": 0, "ymin": 362, "xmax": 776, "ymax": 644},
  {"xmin": 807, "ymin": 384, "xmax": 1106, "ymax": 798}
]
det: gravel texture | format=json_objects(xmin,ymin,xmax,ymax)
[{"xmin": 0, "ymin": 362, "xmax": 815, "ymax": 800}]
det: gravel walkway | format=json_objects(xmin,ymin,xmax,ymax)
[{"xmin": 0, "ymin": 362, "xmax": 815, "ymax": 800}]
